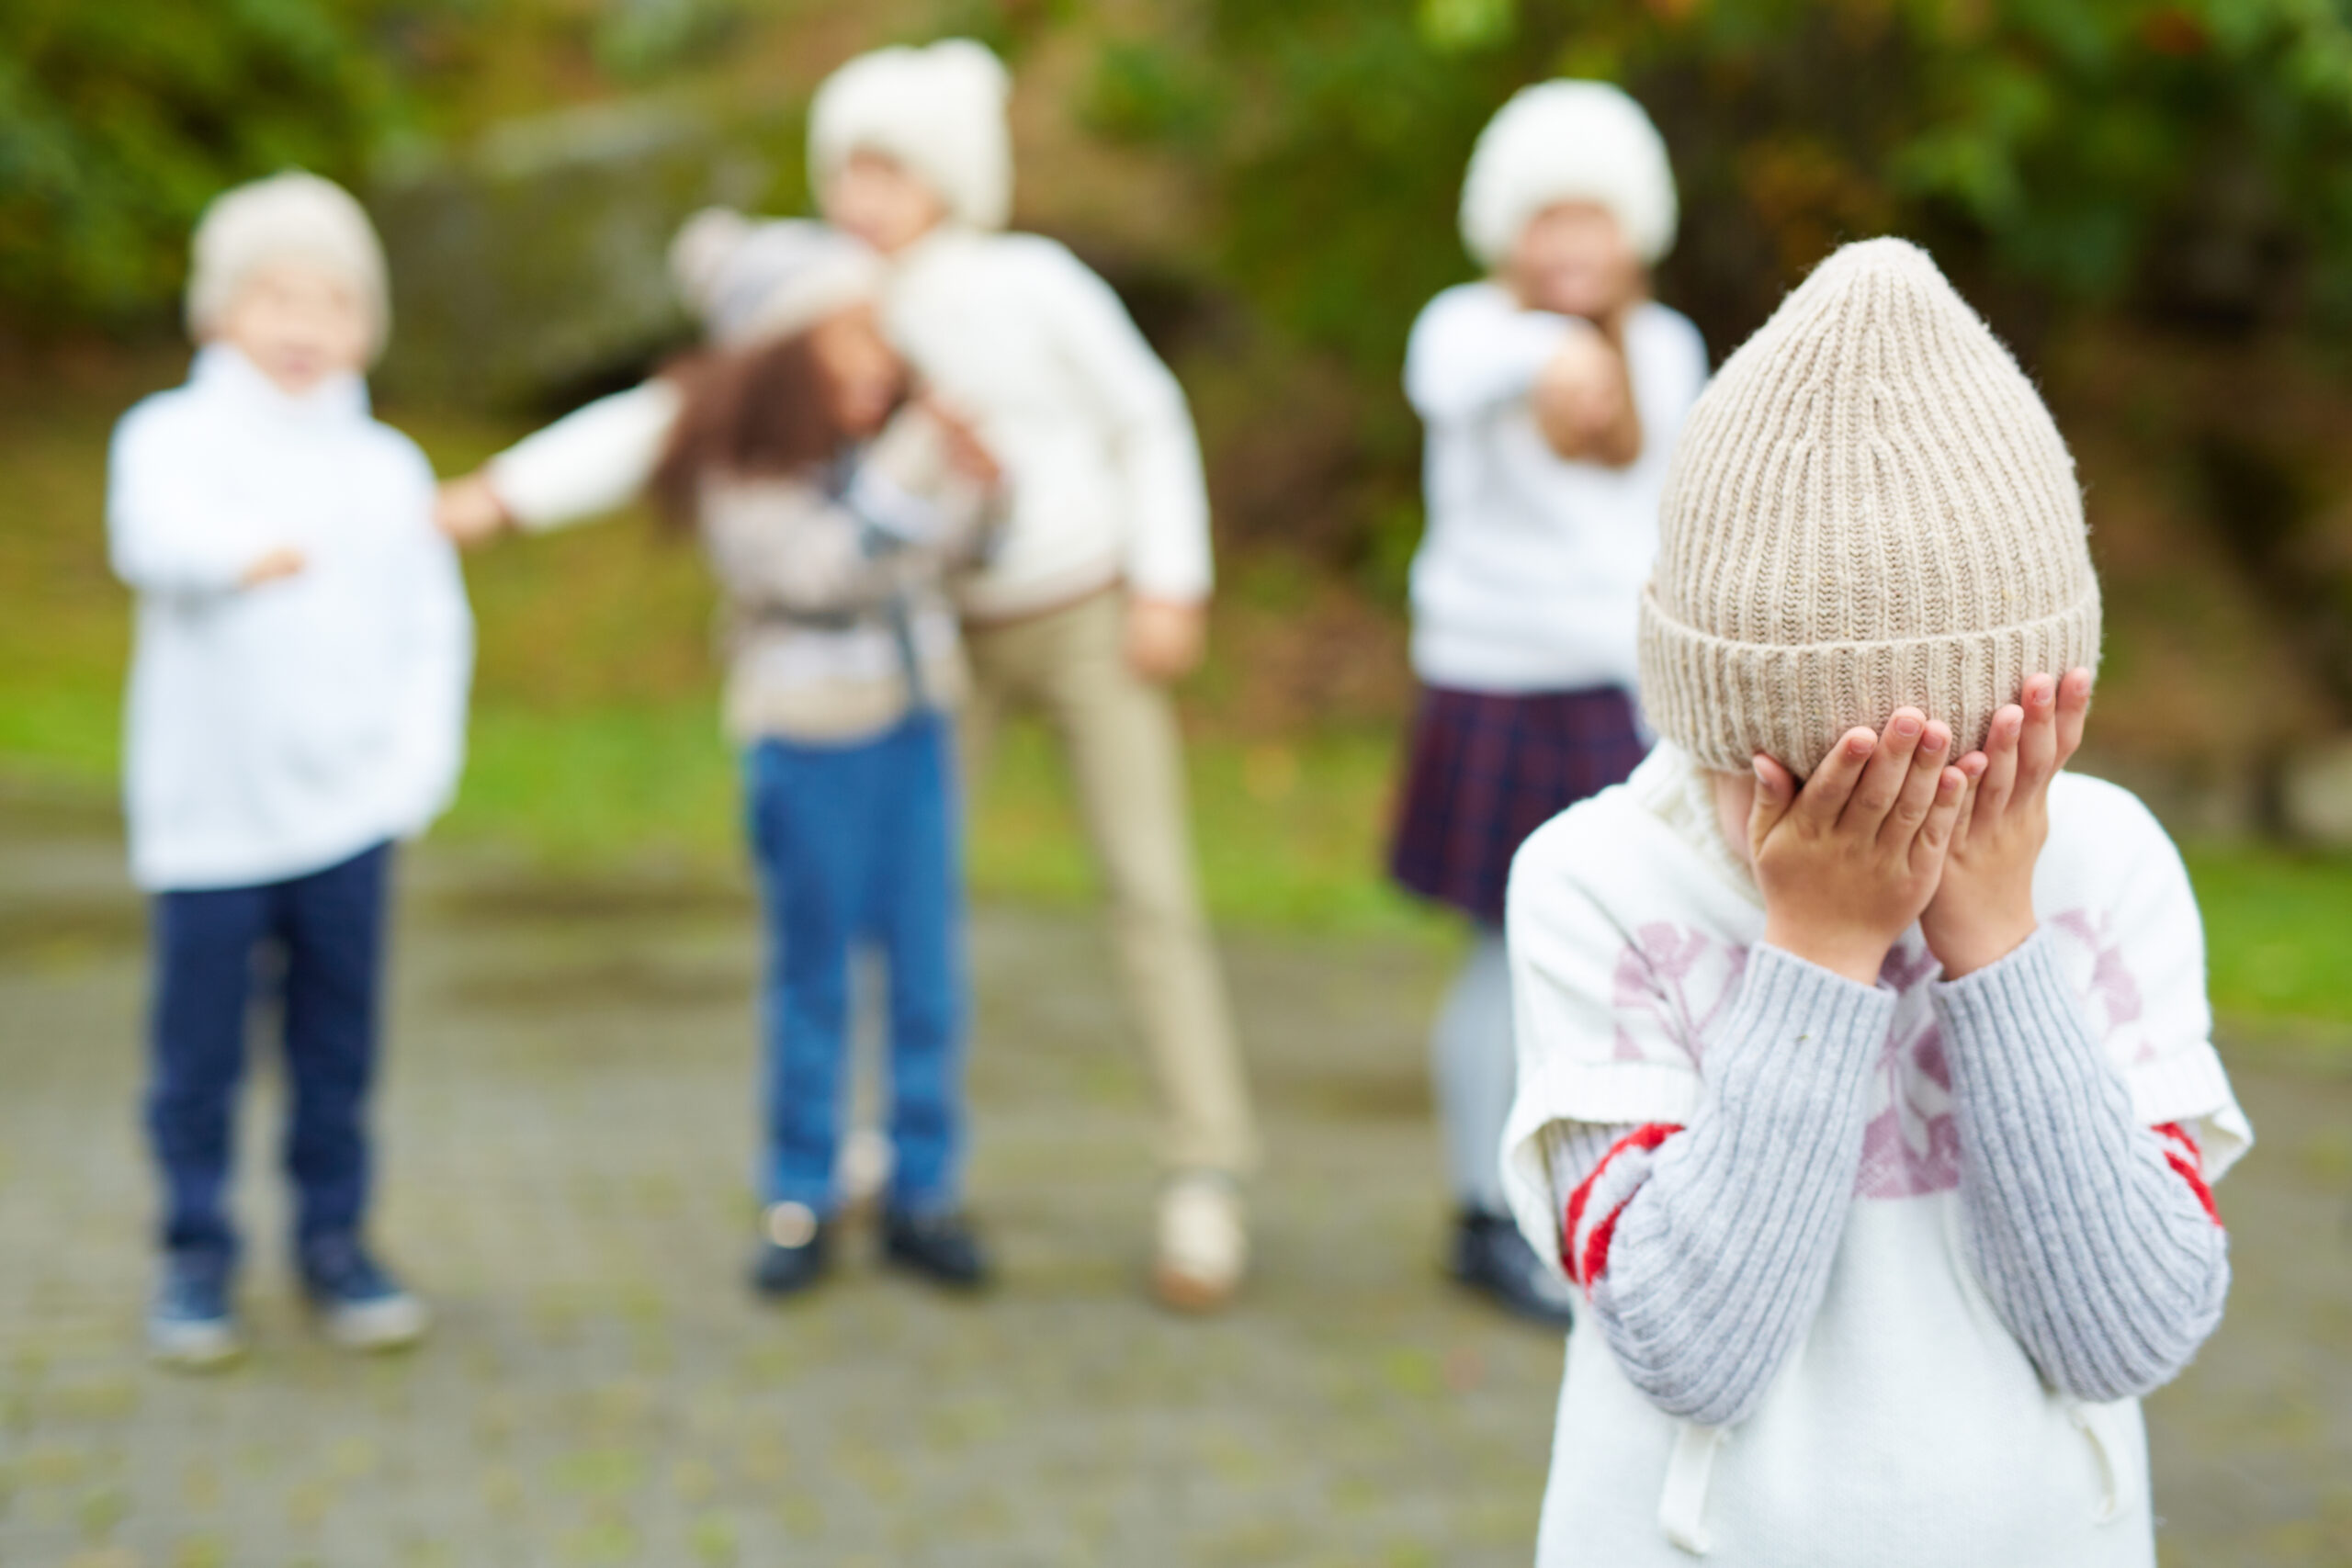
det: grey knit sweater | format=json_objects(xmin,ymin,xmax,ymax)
[{"xmin": 1546, "ymin": 932, "xmax": 2230, "ymax": 1426}]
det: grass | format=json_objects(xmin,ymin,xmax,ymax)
[{"xmin": 6, "ymin": 345, "xmax": 2351, "ymax": 1021}]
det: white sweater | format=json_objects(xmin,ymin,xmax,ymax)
[
  {"xmin": 1499, "ymin": 746, "xmax": 2250, "ymax": 1566},
  {"xmin": 489, "ymin": 224, "xmax": 1215, "ymax": 620},
  {"xmin": 108, "ymin": 347, "xmax": 474, "ymax": 892},
  {"xmin": 1404, "ymin": 287, "xmax": 1707, "ymax": 693}
]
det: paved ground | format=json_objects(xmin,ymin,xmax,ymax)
[{"xmin": 0, "ymin": 789, "xmax": 2346, "ymax": 1567}]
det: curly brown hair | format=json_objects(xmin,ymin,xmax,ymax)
[{"xmin": 648, "ymin": 333, "xmax": 881, "ymax": 528}]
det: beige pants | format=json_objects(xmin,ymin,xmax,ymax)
[{"xmin": 962, "ymin": 589, "xmax": 1259, "ymax": 1178}]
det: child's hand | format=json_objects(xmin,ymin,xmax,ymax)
[
  {"xmin": 1125, "ymin": 595, "xmax": 1207, "ymax": 682},
  {"xmin": 240, "ymin": 547, "xmax": 307, "ymax": 588},
  {"xmin": 434, "ymin": 472, "xmax": 511, "ymax": 547},
  {"xmin": 920, "ymin": 397, "xmax": 1002, "ymax": 489},
  {"xmin": 1532, "ymin": 326, "xmax": 1624, "ymax": 453},
  {"xmin": 1750, "ymin": 711, "xmax": 1967, "ymax": 987},
  {"xmin": 1920, "ymin": 669, "xmax": 2094, "ymax": 978}
]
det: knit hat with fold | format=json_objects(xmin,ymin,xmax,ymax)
[
  {"xmin": 1636, "ymin": 237, "xmax": 2102, "ymax": 776},
  {"xmin": 808, "ymin": 39, "xmax": 1012, "ymax": 231},
  {"xmin": 667, "ymin": 210, "xmax": 880, "ymax": 345}
]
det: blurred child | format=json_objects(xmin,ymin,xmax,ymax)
[
  {"xmin": 1500, "ymin": 239, "xmax": 2244, "ymax": 1564},
  {"xmin": 1392, "ymin": 83, "xmax": 1706, "ymax": 1324},
  {"xmin": 454, "ymin": 223, "xmax": 1004, "ymax": 1297},
  {"xmin": 439, "ymin": 40, "xmax": 1259, "ymax": 1313},
  {"xmin": 108, "ymin": 172, "xmax": 472, "ymax": 1367}
]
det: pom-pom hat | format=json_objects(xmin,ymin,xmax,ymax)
[
  {"xmin": 1636, "ymin": 238, "xmax": 2102, "ymax": 776},
  {"xmin": 1460, "ymin": 81, "xmax": 1678, "ymax": 267},
  {"xmin": 808, "ymin": 39, "xmax": 1013, "ymax": 231},
  {"xmin": 185, "ymin": 172, "xmax": 391, "ymax": 358}
]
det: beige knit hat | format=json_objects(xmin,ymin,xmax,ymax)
[{"xmin": 1637, "ymin": 237, "xmax": 2101, "ymax": 776}]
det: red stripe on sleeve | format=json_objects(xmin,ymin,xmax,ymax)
[
  {"xmin": 2154, "ymin": 1122, "xmax": 2222, "ymax": 1227},
  {"xmin": 1560, "ymin": 1122, "xmax": 1682, "ymax": 1284}
]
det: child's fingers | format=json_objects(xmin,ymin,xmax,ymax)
[
  {"xmin": 1911, "ymin": 764, "xmax": 1968, "ymax": 874},
  {"xmin": 1840, "ymin": 709, "xmax": 1927, "ymax": 832},
  {"xmin": 1794, "ymin": 729, "xmax": 1878, "ymax": 829},
  {"xmin": 1948, "ymin": 750, "xmax": 1990, "ymax": 850},
  {"xmin": 2053, "ymin": 667, "xmax": 2093, "ymax": 767},
  {"xmin": 1976, "ymin": 705, "xmax": 2023, "ymax": 822},
  {"xmin": 2016, "ymin": 673, "xmax": 2059, "ymax": 790},
  {"xmin": 1747, "ymin": 754, "xmax": 1797, "ymax": 852},
  {"xmin": 1878, "ymin": 719, "xmax": 1952, "ymax": 849}
]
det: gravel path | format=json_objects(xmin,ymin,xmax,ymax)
[{"xmin": 0, "ymin": 796, "xmax": 2343, "ymax": 1565}]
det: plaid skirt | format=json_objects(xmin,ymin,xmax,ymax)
[{"xmin": 1388, "ymin": 683, "xmax": 1650, "ymax": 925}]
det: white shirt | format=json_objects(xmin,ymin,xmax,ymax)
[
  {"xmin": 882, "ymin": 226, "xmax": 1212, "ymax": 617},
  {"xmin": 490, "ymin": 224, "xmax": 1215, "ymax": 621},
  {"xmin": 1404, "ymin": 287, "xmax": 1707, "ymax": 692},
  {"xmin": 1499, "ymin": 747, "xmax": 2250, "ymax": 1567},
  {"xmin": 108, "ymin": 346, "xmax": 474, "ymax": 891}
]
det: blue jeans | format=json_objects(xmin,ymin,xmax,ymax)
[
  {"xmin": 746, "ymin": 714, "xmax": 967, "ymax": 1216},
  {"xmin": 147, "ymin": 842, "xmax": 391, "ymax": 1262}
]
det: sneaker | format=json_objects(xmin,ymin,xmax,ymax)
[
  {"xmin": 1450, "ymin": 1209, "xmax": 1576, "ymax": 1329},
  {"xmin": 299, "ymin": 1233, "xmax": 430, "ymax": 1351},
  {"xmin": 149, "ymin": 1250, "xmax": 244, "ymax": 1370},
  {"xmin": 750, "ymin": 1201, "xmax": 832, "ymax": 1300},
  {"xmin": 880, "ymin": 1208, "xmax": 990, "ymax": 1292},
  {"xmin": 1153, "ymin": 1172, "xmax": 1248, "ymax": 1314}
]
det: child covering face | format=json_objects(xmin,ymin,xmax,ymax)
[
  {"xmin": 108, "ymin": 172, "xmax": 473, "ymax": 1367},
  {"xmin": 1500, "ymin": 238, "xmax": 2242, "ymax": 1567}
]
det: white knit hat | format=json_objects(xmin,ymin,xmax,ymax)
[
  {"xmin": 186, "ymin": 171, "xmax": 391, "ymax": 358},
  {"xmin": 1637, "ymin": 237, "xmax": 2102, "ymax": 776},
  {"xmin": 808, "ymin": 39, "xmax": 1012, "ymax": 231},
  {"xmin": 667, "ymin": 210, "xmax": 881, "ymax": 345},
  {"xmin": 1459, "ymin": 81, "xmax": 1677, "ymax": 267}
]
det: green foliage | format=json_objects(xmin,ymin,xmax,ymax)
[
  {"xmin": 1090, "ymin": 0, "xmax": 2352, "ymax": 365},
  {"xmin": 0, "ymin": 0, "xmax": 409, "ymax": 326}
]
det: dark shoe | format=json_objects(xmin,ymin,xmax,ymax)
[
  {"xmin": 881, "ymin": 1208, "xmax": 990, "ymax": 1292},
  {"xmin": 1450, "ymin": 1209, "xmax": 1576, "ymax": 1329},
  {"xmin": 750, "ymin": 1201, "xmax": 832, "ymax": 1299},
  {"xmin": 299, "ymin": 1232, "xmax": 430, "ymax": 1350},
  {"xmin": 149, "ymin": 1249, "xmax": 244, "ymax": 1370}
]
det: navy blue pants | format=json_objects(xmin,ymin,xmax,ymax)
[
  {"xmin": 746, "ymin": 714, "xmax": 966, "ymax": 1217},
  {"xmin": 146, "ymin": 842, "xmax": 390, "ymax": 1261}
]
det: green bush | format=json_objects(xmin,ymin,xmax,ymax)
[{"xmin": 0, "ymin": 0, "xmax": 406, "ymax": 327}]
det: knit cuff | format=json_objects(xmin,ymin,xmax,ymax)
[
  {"xmin": 1707, "ymin": 942, "xmax": 1898, "ymax": 1105},
  {"xmin": 1930, "ymin": 926, "xmax": 2105, "ymax": 1084}
]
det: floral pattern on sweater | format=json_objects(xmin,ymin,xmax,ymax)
[{"xmin": 1603, "ymin": 913, "xmax": 2152, "ymax": 1200}]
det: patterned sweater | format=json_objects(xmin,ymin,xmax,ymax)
[{"xmin": 1499, "ymin": 743, "xmax": 2249, "ymax": 1567}]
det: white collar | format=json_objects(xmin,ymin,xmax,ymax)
[
  {"xmin": 191, "ymin": 344, "xmax": 370, "ymax": 425},
  {"xmin": 1627, "ymin": 740, "xmax": 1763, "ymax": 907}
]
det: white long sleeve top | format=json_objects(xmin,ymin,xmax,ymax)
[
  {"xmin": 108, "ymin": 346, "xmax": 474, "ymax": 892},
  {"xmin": 1404, "ymin": 286, "xmax": 1708, "ymax": 693},
  {"xmin": 487, "ymin": 223, "xmax": 1216, "ymax": 620}
]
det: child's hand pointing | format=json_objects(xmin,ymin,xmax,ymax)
[
  {"xmin": 1749, "ymin": 710, "xmax": 1967, "ymax": 987},
  {"xmin": 1921, "ymin": 669, "xmax": 2094, "ymax": 978}
]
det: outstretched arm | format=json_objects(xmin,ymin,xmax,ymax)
[{"xmin": 439, "ymin": 380, "xmax": 684, "ymax": 543}]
